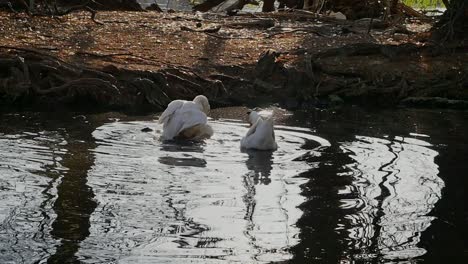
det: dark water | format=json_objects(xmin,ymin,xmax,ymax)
[{"xmin": 0, "ymin": 107, "xmax": 465, "ymax": 263}]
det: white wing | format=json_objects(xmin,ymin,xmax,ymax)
[
  {"xmin": 241, "ymin": 117, "xmax": 277, "ymax": 150},
  {"xmin": 263, "ymin": 117, "xmax": 275, "ymax": 139},
  {"xmin": 241, "ymin": 118, "xmax": 261, "ymax": 148},
  {"xmin": 178, "ymin": 102, "xmax": 208, "ymax": 133},
  {"xmin": 158, "ymin": 100, "xmax": 185, "ymax": 124},
  {"xmin": 245, "ymin": 118, "xmax": 261, "ymax": 138},
  {"xmin": 160, "ymin": 101, "xmax": 208, "ymax": 140}
]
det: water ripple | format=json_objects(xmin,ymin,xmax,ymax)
[
  {"xmin": 341, "ymin": 135, "xmax": 444, "ymax": 260},
  {"xmin": 80, "ymin": 119, "xmax": 326, "ymax": 263},
  {"xmin": 0, "ymin": 110, "xmax": 452, "ymax": 263},
  {"xmin": 0, "ymin": 130, "xmax": 66, "ymax": 264}
]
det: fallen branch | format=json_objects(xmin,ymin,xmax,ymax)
[
  {"xmin": 226, "ymin": 19, "xmax": 275, "ymax": 29},
  {"xmin": 180, "ymin": 25, "xmax": 221, "ymax": 33},
  {"xmin": 313, "ymin": 43, "xmax": 420, "ymax": 60},
  {"xmin": 266, "ymin": 28, "xmax": 327, "ymax": 38},
  {"xmin": 75, "ymin": 51, "xmax": 134, "ymax": 58},
  {"xmin": 282, "ymin": 9, "xmax": 319, "ymax": 18},
  {"xmin": 163, "ymin": 72, "xmax": 204, "ymax": 91},
  {"xmin": 208, "ymin": 33, "xmax": 249, "ymax": 39},
  {"xmin": 397, "ymin": 2, "xmax": 428, "ymax": 19},
  {"xmin": 0, "ymin": 45, "xmax": 72, "ymax": 66},
  {"xmin": 28, "ymin": 0, "xmax": 103, "ymax": 25},
  {"xmin": 32, "ymin": 78, "xmax": 119, "ymax": 95}
]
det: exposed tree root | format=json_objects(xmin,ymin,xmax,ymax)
[
  {"xmin": 0, "ymin": 38, "xmax": 466, "ymax": 111},
  {"xmin": 0, "ymin": 51, "xmax": 233, "ymax": 112},
  {"xmin": 249, "ymin": 43, "xmax": 467, "ymax": 109},
  {"xmin": 3, "ymin": 0, "xmax": 103, "ymax": 24},
  {"xmin": 312, "ymin": 43, "xmax": 421, "ymax": 59}
]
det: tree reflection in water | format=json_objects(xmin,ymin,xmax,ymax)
[
  {"xmin": 47, "ymin": 121, "xmax": 98, "ymax": 264},
  {"xmin": 291, "ymin": 144, "xmax": 356, "ymax": 262},
  {"xmin": 0, "ymin": 109, "xmax": 463, "ymax": 262},
  {"xmin": 341, "ymin": 135, "xmax": 443, "ymax": 261},
  {"xmin": 292, "ymin": 133, "xmax": 443, "ymax": 262}
]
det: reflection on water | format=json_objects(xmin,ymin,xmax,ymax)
[
  {"xmin": 0, "ymin": 114, "xmax": 97, "ymax": 264},
  {"xmin": 245, "ymin": 150, "xmax": 274, "ymax": 185},
  {"xmin": 78, "ymin": 120, "xmax": 319, "ymax": 263},
  {"xmin": 47, "ymin": 122, "xmax": 98, "ymax": 263},
  {"xmin": 0, "ymin": 108, "xmax": 465, "ymax": 263},
  {"xmin": 289, "ymin": 108, "xmax": 466, "ymax": 263},
  {"xmin": 0, "ymin": 129, "xmax": 65, "ymax": 264},
  {"xmin": 159, "ymin": 140, "xmax": 207, "ymax": 167},
  {"xmin": 341, "ymin": 135, "xmax": 443, "ymax": 260}
]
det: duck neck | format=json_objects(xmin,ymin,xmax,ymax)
[
  {"xmin": 193, "ymin": 98, "xmax": 209, "ymax": 114},
  {"xmin": 195, "ymin": 103, "xmax": 204, "ymax": 112},
  {"xmin": 249, "ymin": 112, "xmax": 261, "ymax": 124}
]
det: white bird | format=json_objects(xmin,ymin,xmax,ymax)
[
  {"xmin": 158, "ymin": 95, "xmax": 213, "ymax": 140},
  {"xmin": 241, "ymin": 110, "xmax": 278, "ymax": 151}
]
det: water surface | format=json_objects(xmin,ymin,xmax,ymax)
[{"xmin": 0, "ymin": 107, "xmax": 465, "ymax": 263}]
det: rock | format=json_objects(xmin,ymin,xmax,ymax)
[
  {"xmin": 141, "ymin": 127, "xmax": 153, "ymax": 132},
  {"xmin": 254, "ymin": 49, "xmax": 288, "ymax": 95},
  {"xmin": 353, "ymin": 18, "xmax": 389, "ymax": 29},
  {"xmin": 328, "ymin": 11, "xmax": 347, "ymax": 20},
  {"xmin": 255, "ymin": 50, "xmax": 279, "ymax": 77},
  {"xmin": 254, "ymin": 78, "xmax": 282, "ymax": 92},
  {"xmin": 146, "ymin": 3, "xmax": 163, "ymax": 12},
  {"xmin": 329, "ymin": 94, "xmax": 344, "ymax": 105},
  {"xmin": 204, "ymin": 79, "xmax": 229, "ymax": 99},
  {"xmin": 285, "ymin": 66, "xmax": 315, "ymax": 99}
]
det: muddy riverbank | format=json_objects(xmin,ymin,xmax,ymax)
[{"xmin": 1, "ymin": 10, "xmax": 467, "ymax": 112}]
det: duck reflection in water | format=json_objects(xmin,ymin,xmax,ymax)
[
  {"xmin": 242, "ymin": 150, "xmax": 274, "ymax": 224},
  {"xmin": 244, "ymin": 150, "xmax": 274, "ymax": 185},
  {"xmin": 158, "ymin": 140, "xmax": 207, "ymax": 168}
]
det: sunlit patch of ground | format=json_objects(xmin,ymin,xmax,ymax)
[{"xmin": 0, "ymin": 10, "xmax": 435, "ymax": 71}]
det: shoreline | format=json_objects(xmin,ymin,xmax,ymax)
[{"xmin": 0, "ymin": 11, "xmax": 466, "ymax": 113}]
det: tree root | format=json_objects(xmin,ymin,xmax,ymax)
[
  {"xmin": 180, "ymin": 25, "xmax": 221, "ymax": 33},
  {"xmin": 1, "ymin": 39, "xmax": 465, "ymax": 111},
  {"xmin": 0, "ymin": 51, "xmax": 230, "ymax": 111},
  {"xmin": 225, "ymin": 18, "xmax": 275, "ymax": 29},
  {"xmin": 9, "ymin": 0, "xmax": 103, "ymax": 25},
  {"xmin": 313, "ymin": 43, "xmax": 420, "ymax": 60}
]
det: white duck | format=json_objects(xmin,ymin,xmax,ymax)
[
  {"xmin": 158, "ymin": 95, "xmax": 213, "ymax": 140},
  {"xmin": 241, "ymin": 110, "xmax": 278, "ymax": 151}
]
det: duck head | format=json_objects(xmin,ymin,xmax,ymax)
[{"xmin": 193, "ymin": 95, "xmax": 210, "ymax": 115}]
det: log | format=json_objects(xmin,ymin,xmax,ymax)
[
  {"xmin": 193, "ymin": 0, "xmax": 226, "ymax": 12},
  {"xmin": 396, "ymin": 2, "xmax": 427, "ymax": 18},
  {"xmin": 32, "ymin": 78, "xmax": 119, "ymax": 95},
  {"xmin": 226, "ymin": 18, "xmax": 275, "ymax": 29},
  {"xmin": 146, "ymin": 3, "xmax": 162, "ymax": 12}
]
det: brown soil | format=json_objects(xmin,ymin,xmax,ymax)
[
  {"xmin": 0, "ymin": 10, "xmax": 466, "ymax": 112},
  {"xmin": 1, "ymin": 11, "xmax": 371, "ymax": 70}
]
